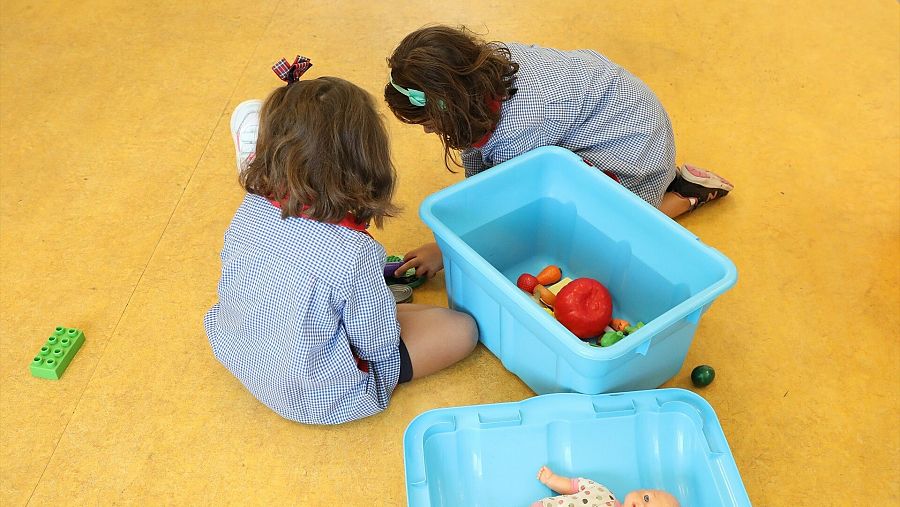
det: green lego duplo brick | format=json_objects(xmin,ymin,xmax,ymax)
[{"xmin": 30, "ymin": 326, "xmax": 85, "ymax": 380}]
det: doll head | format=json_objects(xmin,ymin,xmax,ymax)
[{"xmin": 622, "ymin": 489, "xmax": 680, "ymax": 507}]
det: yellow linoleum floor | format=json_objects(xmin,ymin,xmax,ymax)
[{"xmin": 1, "ymin": 1, "xmax": 898, "ymax": 505}]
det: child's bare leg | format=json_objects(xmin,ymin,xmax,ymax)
[
  {"xmin": 659, "ymin": 191, "xmax": 693, "ymax": 218},
  {"xmin": 396, "ymin": 304, "xmax": 477, "ymax": 379},
  {"xmin": 536, "ymin": 466, "xmax": 578, "ymax": 495}
]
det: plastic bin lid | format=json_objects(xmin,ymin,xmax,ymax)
[{"xmin": 404, "ymin": 388, "xmax": 751, "ymax": 506}]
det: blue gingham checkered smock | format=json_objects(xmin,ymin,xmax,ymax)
[
  {"xmin": 203, "ymin": 194, "xmax": 401, "ymax": 425},
  {"xmin": 463, "ymin": 42, "xmax": 677, "ymax": 207}
]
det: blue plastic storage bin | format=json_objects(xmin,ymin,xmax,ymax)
[
  {"xmin": 420, "ymin": 147, "xmax": 737, "ymax": 394},
  {"xmin": 404, "ymin": 388, "xmax": 751, "ymax": 506}
]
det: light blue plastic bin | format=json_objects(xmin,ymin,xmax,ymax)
[
  {"xmin": 404, "ymin": 389, "xmax": 751, "ymax": 507},
  {"xmin": 421, "ymin": 147, "xmax": 737, "ymax": 394}
]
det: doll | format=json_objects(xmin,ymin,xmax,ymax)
[{"xmin": 532, "ymin": 466, "xmax": 680, "ymax": 507}]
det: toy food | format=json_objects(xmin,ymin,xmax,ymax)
[
  {"xmin": 536, "ymin": 265, "xmax": 562, "ymax": 286},
  {"xmin": 533, "ymin": 285, "xmax": 556, "ymax": 307},
  {"xmin": 625, "ymin": 322, "xmax": 644, "ymax": 334},
  {"xmin": 517, "ymin": 273, "xmax": 539, "ymax": 294},
  {"xmin": 384, "ymin": 255, "xmax": 426, "ymax": 288},
  {"xmin": 389, "ymin": 284, "xmax": 413, "ymax": 304},
  {"xmin": 546, "ymin": 277, "xmax": 572, "ymax": 294},
  {"xmin": 610, "ymin": 318, "xmax": 630, "ymax": 332},
  {"xmin": 553, "ymin": 278, "xmax": 612, "ymax": 339},
  {"xmin": 691, "ymin": 365, "xmax": 715, "ymax": 387},
  {"xmin": 383, "ymin": 261, "xmax": 404, "ymax": 278},
  {"xmin": 600, "ymin": 330, "xmax": 625, "ymax": 347}
]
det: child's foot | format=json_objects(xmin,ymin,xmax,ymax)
[
  {"xmin": 668, "ymin": 164, "xmax": 733, "ymax": 211},
  {"xmin": 230, "ymin": 99, "xmax": 262, "ymax": 174}
]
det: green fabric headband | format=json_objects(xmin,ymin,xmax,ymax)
[
  {"xmin": 389, "ymin": 75, "xmax": 427, "ymax": 107},
  {"xmin": 389, "ymin": 74, "xmax": 446, "ymax": 109}
]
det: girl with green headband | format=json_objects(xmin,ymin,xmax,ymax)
[{"xmin": 384, "ymin": 25, "xmax": 733, "ymax": 280}]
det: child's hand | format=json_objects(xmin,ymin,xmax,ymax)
[{"xmin": 396, "ymin": 242, "xmax": 443, "ymax": 278}]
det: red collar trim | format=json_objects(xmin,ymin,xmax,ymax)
[
  {"xmin": 267, "ymin": 198, "xmax": 370, "ymax": 233},
  {"xmin": 471, "ymin": 99, "xmax": 502, "ymax": 149}
]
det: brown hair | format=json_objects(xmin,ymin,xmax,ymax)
[
  {"xmin": 241, "ymin": 76, "xmax": 398, "ymax": 228},
  {"xmin": 384, "ymin": 25, "xmax": 519, "ymax": 170}
]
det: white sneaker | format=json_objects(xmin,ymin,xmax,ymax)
[{"xmin": 230, "ymin": 99, "xmax": 262, "ymax": 174}]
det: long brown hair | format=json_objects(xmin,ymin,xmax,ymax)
[
  {"xmin": 241, "ymin": 76, "xmax": 398, "ymax": 228},
  {"xmin": 385, "ymin": 25, "xmax": 519, "ymax": 170}
]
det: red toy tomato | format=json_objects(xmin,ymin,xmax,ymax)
[
  {"xmin": 554, "ymin": 278, "xmax": 613, "ymax": 339},
  {"xmin": 516, "ymin": 273, "xmax": 539, "ymax": 294}
]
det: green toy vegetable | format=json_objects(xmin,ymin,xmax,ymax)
[
  {"xmin": 624, "ymin": 322, "xmax": 645, "ymax": 335},
  {"xmin": 599, "ymin": 330, "xmax": 625, "ymax": 347},
  {"xmin": 691, "ymin": 365, "xmax": 716, "ymax": 387}
]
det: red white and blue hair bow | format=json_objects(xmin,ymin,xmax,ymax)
[{"xmin": 272, "ymin": 55, "xmax": 312, "ymax": 84}]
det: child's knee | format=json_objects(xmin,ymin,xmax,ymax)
[{"xmin": 455, "ymin": 312, "xmax": 479, "ymax": 352}]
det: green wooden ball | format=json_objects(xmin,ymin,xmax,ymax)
[{"xmin": 691, "ymin": 365, "xmax": 716, "ymax": 387}]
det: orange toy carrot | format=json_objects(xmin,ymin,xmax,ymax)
[
  {"xmin": 536, "ymin": 265, "xmax": 562, "ymax": 286},
  {"xmin": 533, "ymin": 285, "xmax": 557, "ymax": 308},
  {"xmin": 610, "ymin": 318, "xmax": 630, "ymax": 332}
]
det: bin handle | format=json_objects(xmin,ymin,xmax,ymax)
[
  {"xmin": 686, "ymin": 307, "xmax": 704, "ymax": 325},
  {"xmin": 477, "ymin": 409, "xmax": 523, "ymax": 428},
  {"xmin": 633, "ymin": 338, "xmax": 651, "ymax": 356}
]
